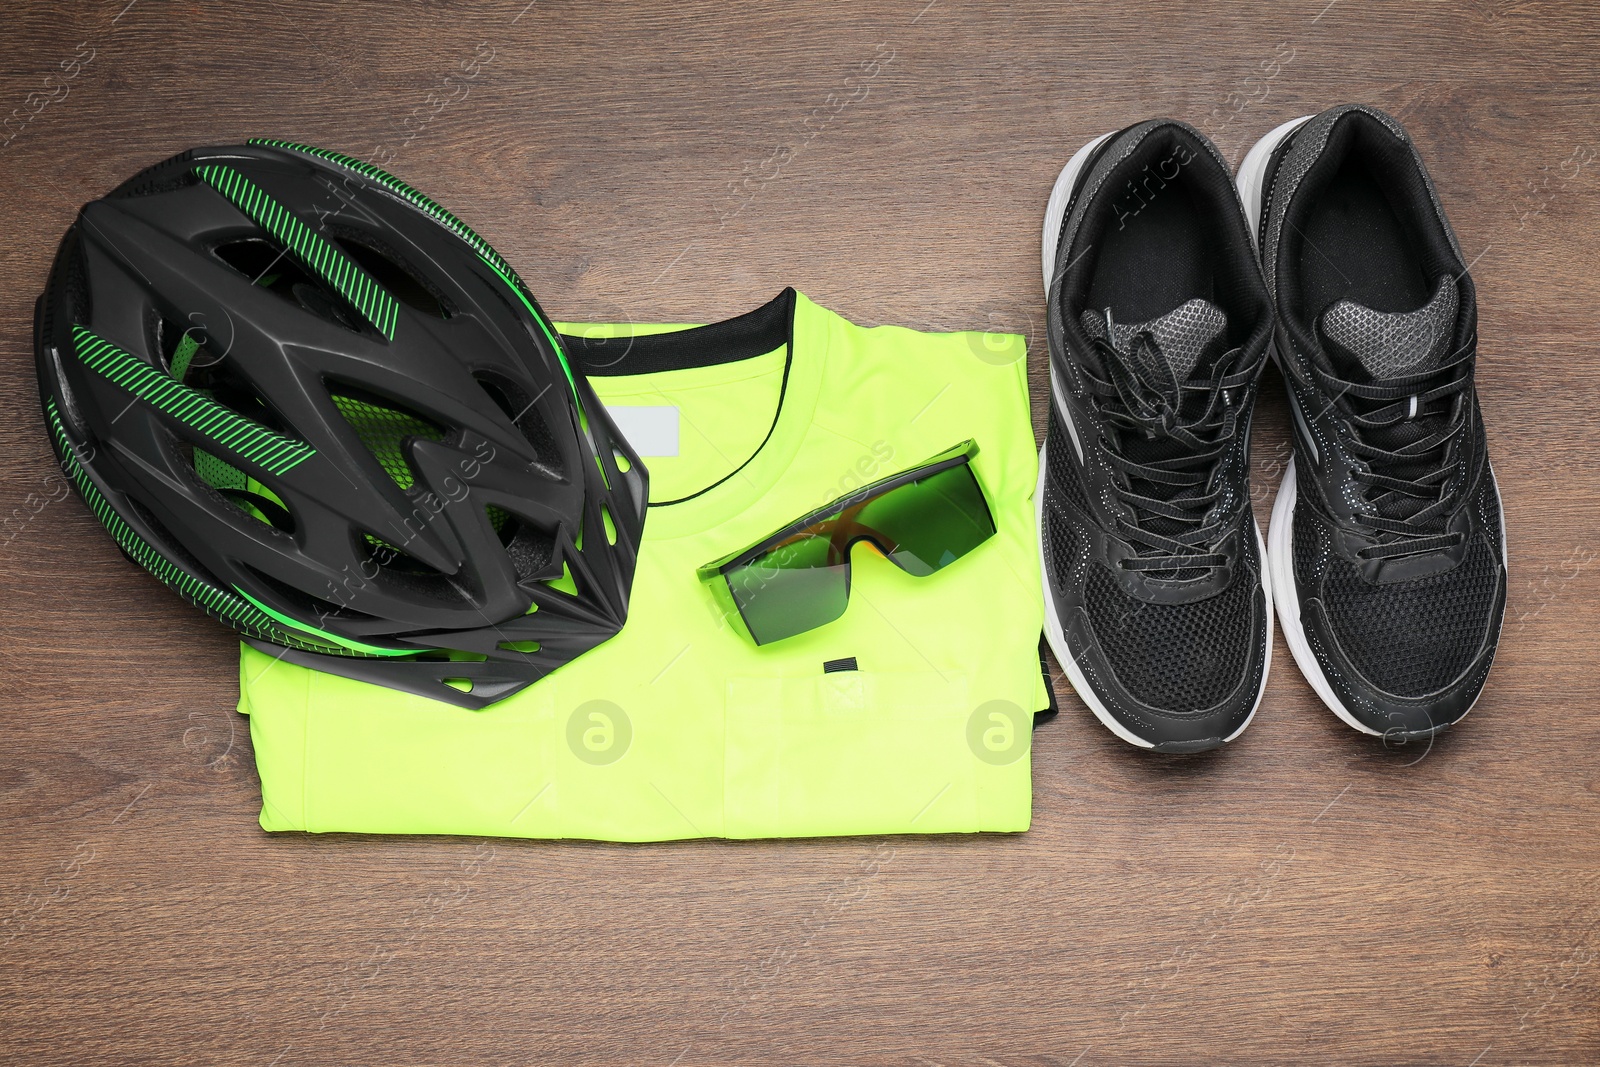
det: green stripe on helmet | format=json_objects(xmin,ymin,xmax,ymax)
[
  {"xmin": 245, "ymin": 138, "xmax": 580, "ymax": 401},
  {"xmin": 194, "ymin": 162, "xmax": 401, "ymax": 340},
  {"xmin": 47, "ymin": 400, "xmax": 301, "ymax": 647},
  {"xmin": 49, "ymin": 398, "xmax": 408, "ymax": 659},
  {"xmin": 70, "ymin": 324, "xmax": 315, "ymax": 477}
]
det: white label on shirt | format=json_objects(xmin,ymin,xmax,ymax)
[{"xmin": 605, "ymin": 405, "xmax": 680, "ymax": 457}]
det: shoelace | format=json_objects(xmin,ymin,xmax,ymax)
[
  {"xmin": 1081, "ymin": 311, "xmax": 1260, "ymax": 575},
  {"xmin": 1309, "ymin": 339, "xmax": 1476, "ymax": 561}
]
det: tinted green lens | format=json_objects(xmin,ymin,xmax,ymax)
[
  {"xmin": 853, "ymin": 463, "xmax": 995, "ymax": 577},
  {"xmin": 701, "ymin": 444, "xmax": 994, "ymax": 645},
  {"xmin": 725, "ymin": 528, "xmax": 850, "ymax": 645}
]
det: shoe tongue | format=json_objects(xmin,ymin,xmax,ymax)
[
  {"xmin": 1318, "ymin": 275, "xmax": 1459, "ymax": 380},
  {"xmin": 1079, "ymin": 298, "xmax": 1229, "ymax": 381},
  {"xmin": 1078, "ymin": 299, "xmax": 1231, "ymax": 552},
  {"xmin": 1319, "ymin": 275, "xmax": 1462, "ymax": 529}
]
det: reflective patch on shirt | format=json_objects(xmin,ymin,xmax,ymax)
[{"xmin": 605, "ymin": 404, "xmax": 680, "ymax": 457}]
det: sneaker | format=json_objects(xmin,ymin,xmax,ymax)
[
  {"xmin": 1039, "ymin": 120, "xmax": 1275, "ymax": 752},
  {"xmin": 1236, "ymin": 105, "xmax": 1508, "ymax": 739}
]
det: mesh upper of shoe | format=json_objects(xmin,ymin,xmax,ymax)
[
  {"xmin": 1293, "ymin": 475, "xmax": 1502, "ymax": 698},
  {"xmin": 1045, "ymin": 419, "xmax": 1259, "ymax": 712}
]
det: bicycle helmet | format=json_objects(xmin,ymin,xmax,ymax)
[{"xmin": 35, "ymin": 139, "xmax": 647, "ymax": 709}]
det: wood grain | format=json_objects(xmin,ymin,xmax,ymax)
[{"xmin": 2, "ymin": 1, "xmax": 1598, "ymax": 1063}]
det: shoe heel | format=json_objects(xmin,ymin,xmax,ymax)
[
  {"xmin": 1235, "ymin": 115, "xmax": 1314, "ymax": 247},
  {"xmin": 1042, "ymin": 130, "xmax": 1117, "ymax": 293}
]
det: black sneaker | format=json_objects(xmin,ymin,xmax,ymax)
[
  {"xmin": 1039, "ymin": 120, "xmax": 1275, "ymax": 752},
  {"xmin": 1237, "ymin": 105, "xmax": 1508, "ymax": 739}
]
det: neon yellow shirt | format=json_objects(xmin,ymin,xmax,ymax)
[{"xmin": 238, "ymin": 291, "xmax": 1045, "ymax": 840}]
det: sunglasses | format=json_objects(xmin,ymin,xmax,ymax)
[{"xmin": 697, "ymin": 440, "xmax": 997, "ymax": 645}]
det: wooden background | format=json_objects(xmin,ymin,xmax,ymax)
[{"xmin": 2, "ymin": 2, "xmax": 1597, "ymax": 1063}]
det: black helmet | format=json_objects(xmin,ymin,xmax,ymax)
[{"xmin": 35, "ymin": 139, "xmax": 646, "ymax": 708}]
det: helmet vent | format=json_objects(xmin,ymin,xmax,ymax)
[
  {"xmin": 348, "ymin": 531, "xmax": 466, "ymax": 607},
  {"xmin": 164, "ymin": 321, "xmax": 291, "ymax": 435},
  {"xmin": 488, "ymin": 506, "xmax": 558, "ymax": 581},
  {"xmin": 213, "ymin": 237, "xmax": 362, "ymax": 333},
  {"xmin": 121, "ymin": 495, "xmax": 208, "ymax": 576},
  {"xmin": 474, "ymin": 371, "xmax": 563, "ymax": 476},
  {"xmin": 157, "ymin": 316, "xmax": 219, "ymax": 383},
  {"xmin": 486, "ymin": 505, "xmax": 513, "ymax": 541},
  {"xmin": 326, "ymin": 227, "xmax": 452, "ymax": 320},
  {"xmin": 48, "ymin": 346, "xmax": 88, "ymax": 437},
  {"xmin": 546, "ymin": 560, "xmax": 579, "ymax": 596},
  {"xmin": 185, "ymin": 444, "xmax": 296, "ymax": 534},
  {"xmin": 328, "ymin": 384, "xmax": 445, "ymax": 491}
]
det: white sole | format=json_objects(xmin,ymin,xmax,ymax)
[
  {"xmin": 1037, "ymin": 130, "xmax": 1274, "ymax": 749},
  {"xmin": 1265, "ymin": 459, "xmax": 1373, "ymax": 732},
  {"xmin": 1242, "ymin": 116, "xmax": 1512, "ymax": 738}
]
